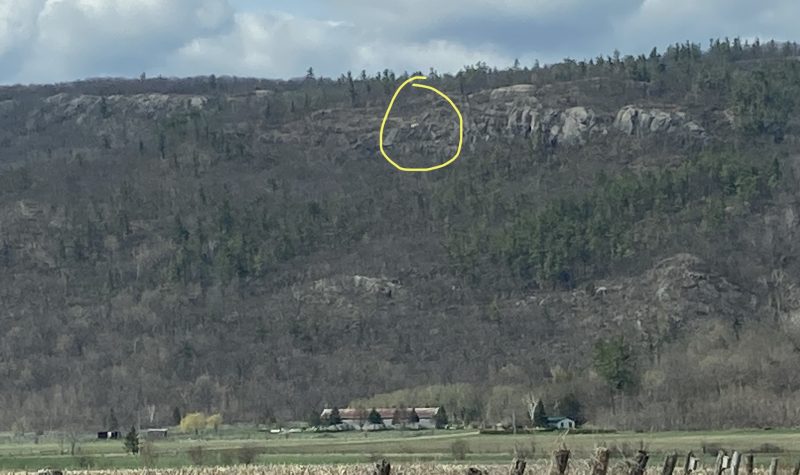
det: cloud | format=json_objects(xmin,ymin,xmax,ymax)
[
  {"xmin": 2, "ymin": 0, "xmax": 235, "ymax": 83},
  {"xmin": 356, "ymin": 39, "xmax": 516, "ymax": 76},
  {"xmin": 616, "ymin": 0, "xmax": 800, "ymax": 54},
  {"xmin": 0, "ymin": 0, "xmax": 44, "ymax": 55},
  {"xmin": 164, "ymin": 11, "xmax": 356, "ymax": 79},
  {"xmin": 164, "ymin": 11, "xmax": 517, "ymax": 79},
  {"xmin": 0, "ymin": 0, "xmax": 46, "ymax": 75},
  {"xmin": 0, "ymin": 0, "xmax": 799, "ymax": 85}
]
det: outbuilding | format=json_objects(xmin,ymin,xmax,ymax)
[
  {"xmin": 142, "ymin": 428, "xmax": 169, "ymax": 439},
  {"xmin": 546, "ymin": 417, "xmax": 576, "ymax": 429}
]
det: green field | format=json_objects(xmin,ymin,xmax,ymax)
[{"xmin": 0, "ymin": 427, "xmax": 796, "ymax": 470}]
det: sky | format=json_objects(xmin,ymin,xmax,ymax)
[{"xmin": 0, "ymin": 0, "xmax": 798, "ymax": 85}]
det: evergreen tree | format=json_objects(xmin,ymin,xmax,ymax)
[
  {"xmin": 173, "ymin": 215, "xmax": 190, "ymax": 243},
  {"xmin": 308, "ymin": 409, "xmax": 321, "ymax": 428},
  {"xmin": 367, "ymin": 408, "xmax": 383, "ymax": 425},
  {"xmin": 554, "ymin": 394, "xmax": 585, "ymax": 426},
  {"xmin": 329, "ymin": 407, "xmax": 342, "ymax": 425},
  {"xmin": 346, "ymin": 71, "xmax": 357, "ymax": 106},
  {"xmin": 593, "ymin": 336, "xmax": 637, "ymax": 394},
  {"xmin": 123, "ymin": 426, "xmax": 139, "ymax": 455},
  {"xmin": 434, "ymin": 406, "xmax": 449, "ymax": 428},
  {"xmin": 100, "ymin": 96, "xmax": 109, "ymax": 118},
  {"xmin": 532, "ymin": 399, "xmax": 548, "ymax": 427},
  {"xmin": 172, "ymin": 407, "xmax": 182, "ymax": 426},
  {"xmin": 408, "ymin": 408, "xmax": 420, "ymax": 424}
]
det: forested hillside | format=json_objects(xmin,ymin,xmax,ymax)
[{"xmin": 3, "ymin": 38, "xmax": 800, "ymax": 432}]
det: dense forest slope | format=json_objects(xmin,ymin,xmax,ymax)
[{"xmin": 3, "ymin": 39, "xmax": 800, "ymax": 432}]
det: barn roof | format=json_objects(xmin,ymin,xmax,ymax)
[
  {"xmin": 320, "ymin": 407, "xmax": 440, "ymax": 419},
  {"xmin": 546, "ymin": 416, "xmax": 574, "ymax": 423}
]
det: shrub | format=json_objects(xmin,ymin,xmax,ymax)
[
  {"xmin": 218, "ymin": 450, "xmax": 235, "ymax": 466},
  {"xmin": 187, "ymin": 446, "xmax": 205, "ymax": 465},
  {"xmin": 76, "ymin": 455, "xmax": 94, "ymax": 469},
  {"xmin": 181, "ymin": 413, "xmax": 207, "ymax": 435},
  {"xmin": 206, "ymin": 414, "xmax": 223, "ymax": 432},
  {"xmin": 608, "ymin": 442, "xmax": 636, "ymax": 458},
  {"xmin": 701, "ymin": 441, "xmax": 723, "ymax": 455},
  {"xmin": 513, "ymin": 440, "xmax": 536, "ymax": 459},
  {"xmin": 450, "ymin": 439, "xmax": 470, "ymax": 461},
  {"xmin": 236, "ymin": 445, "xmax": 260, "ymax": 465},
  {"xmin": 139, "ymin": 440, "xmax": 158, "ymax": 467},
  {"xmin": 751, "ymin": 443, "xmax": 784, "ymax": 453}
]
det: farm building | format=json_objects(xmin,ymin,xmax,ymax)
[
  {"xmin": 320, "ymin": 407, "xmax": 443, "ymax": 430},
  {"xmin": 96, "ymin": 431, "xmax": 121, "ymax": 440},
  {"xmin": 142, "ymin": 428, "xmax": 168, "ymax": 439},
  {"xmin": 546, "ymin": 417, "xmax": 576, "ymax": 429}
]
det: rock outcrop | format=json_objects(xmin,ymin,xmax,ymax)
[
  {"xmin": 614, "ymin": 105, "xmax": 706, "ymax": 138},
  {"xmin": 463, "ymin": 87, "xmax": 705, "ymax": 148},
  {"xmin": 556, "ymin": 106, "xmax": 597, "ymax": 145},
  {"xmin": 8, "ymin": 84, "xmax": 712, "ymax": 162},
  {"xmin": 0, "ymin": 99, "xmax": 17, "ymax": 116},
  {"xmin": 466, "ymin": 86, "xmax": 602, "ymax": 146}
]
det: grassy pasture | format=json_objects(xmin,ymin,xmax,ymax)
[{"xmin": 0, "ymin": 427, "xmax": 797, "ymax": 471}]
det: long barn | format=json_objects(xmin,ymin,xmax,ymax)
[{"xmin": 319, "ymin": 407, "xmax": 442, "ymax": 430}]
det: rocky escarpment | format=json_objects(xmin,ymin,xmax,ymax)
[
  {"xmin": 466, "ymin": 85, "xmax": 707, "ymax": 146},
  {"xmin": 513, "ymin": 253, "xmax": 759, "ymax": 349},
  {"xmin": 1, "ymin": 82, "xmax": 713, "ymax": 162},
  {"xmin": 467, "ymin": 84, "xmax": 602, "ymax": 146},
  {"xmin": 360, "ymin": 84, "xmax": 709, "ymax": 154},
  {"xmin": 613, "ymin": 105, "xmax": 707, "ymax": 139}
]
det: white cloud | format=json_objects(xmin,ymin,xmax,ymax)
[
  {"xmin": 1, "ymin": 0, "xmax": 800, "ymax": 84},
  {"xmin": 328, "ymin": 0, "xmax": 606, "ymax": 30},
  {"xmin": 354, "ymin": 39, "xmax": 515, "ymax": 75},
  {"xmin": 0, "ymin": 0, "xmax": 45, "ymax": 56},
  {"xmin": 3, "ymin": 0, "xmax": 235, "ymax": 83},
  {"xmin": 164, "ymin": 11, "xmax": 521, "ymax": 80},
  {"xmin": 165, "ymin": 11, "xmax": 354, "ymax": 79},
  {"xmin": 615, "ymin": 0, "xmax": 800, "ymax": 53}
]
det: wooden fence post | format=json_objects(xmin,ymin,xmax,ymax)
[
  {"xmin": 768, "ymin": 458, "xmax": 778, "ymax": 475},
  {"xmin": 630, "ymin": 450, "xmax": 649, "ymax": 475},
  {"xmin": 373, "ymin": 458, "xmax": 390, "ymax": 475},
  {"xmin": 714, "ymin": 450, "xmax": 727, "ymax": 475},
  {"xmin": 511, "ymin": 458, "xmax": 527, "ymax": 475},
  {"xmin": 730, "ymin": 451, "xmax": 741, "ymax": 475},
  {"xmin": 792, "ymin": 458, "xmax": 800, "ymax": 475},
  {"xmin": 744, "ymin": 454, "xmax": 754, "ymax": 475},
  {"xmin": 684, "ymin": 451, "xmax": 696, "ymax": 474},
  {"xmin": 592, "ymin": 448, "xmax": 610, "ymax": 475},
  {"xmin": 551, "ymin": 448, "xmax": 571, "ymax": 475},
  {"xmin": 662, "ymin": 453, "xmax": 678, "ymax": 475}
]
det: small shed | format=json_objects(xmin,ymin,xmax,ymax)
[
  {"xmin": 97, "ymin": 431, "xmax": 121, "ymax": 440},
  {"xmin": 142, "ymin": 428, "xmax": 168, "ymax": 439}
]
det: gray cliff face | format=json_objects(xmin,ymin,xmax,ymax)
[
  {"xmin": 1, "ymin": 83, "xmax": 711, "ymax": 164},
  {"xmin": 613, "ymin": 105, "xmax": 707, "ymax": 139}
]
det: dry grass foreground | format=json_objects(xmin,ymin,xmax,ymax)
[{"xmin": 0, "ymin": 463, "xmax": 788, "ymax": 475}]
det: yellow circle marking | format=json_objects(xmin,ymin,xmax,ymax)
[{"xmin": 379, "ymin": 75, "xmax": 464, "ymax": 172}]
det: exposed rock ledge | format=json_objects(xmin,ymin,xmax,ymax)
[{"xmin": 614, "ymin": 105, "xmax": 706, "ymax": 138}]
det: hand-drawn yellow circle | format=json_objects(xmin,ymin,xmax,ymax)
[{"xmin": 379, "ymin": 75, "xmax": 464, "ymax": 173}]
